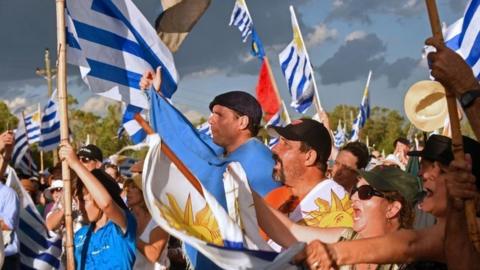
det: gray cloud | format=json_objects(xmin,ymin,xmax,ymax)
[
  {"xmin": 317, "ymin": 33, "xmax": 417, "ymax": 87},
  {"xmin": 326, "ymin": 0, "xmax": 423, "ymax": 24}
]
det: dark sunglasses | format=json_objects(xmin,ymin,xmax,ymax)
[
  {"xmin": 79, "ymin": 156, "xmax": 93, "ymax": 163},
  {"xmin": 350, "ymin": 185, "xmax": 385, "ymax": 200},
  {"xmin": 51, "ymin": 187, "xmax": 63, "ymax": 192}
]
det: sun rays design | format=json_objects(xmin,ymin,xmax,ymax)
[
  {"xmin": 155, "ymin": 193, "xmax": 223, "ymax": 246},
  {"xmin": 298, "ymin": 190, "xmax": 353, "ymax": 228}
]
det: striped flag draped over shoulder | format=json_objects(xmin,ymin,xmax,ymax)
[
  {"xmin": 39, "ymin": 91, "xmax": 61, "ymax": 152},
  {"xmin": 279, "ymin": 6, "xmax": 314, "ymax": 114},
  {"xmin": 6, "ymin": 167, "xmax": 62, "ymax": 269},
  {"xmin": 66, "ymin": 0, "xmax": 179, "ymax": 109},
  {"xmin": 12, "ymin": 115, "xmax": 38, "ymax": 176},
  {"xmin": 444, "ymin": 0, "xmax": 480, "ymax": 78}
]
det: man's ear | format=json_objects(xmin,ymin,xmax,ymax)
[
  {"xmin": 238, "ymin": 115, "xmax": 249, "ymax": 130},
  {"xmin": 386, "ymin": 201, "xmax": 402, "ymax": 219},
  {"xmin": 304, "ymin": 149, "xmax": 318, "ymax": 167}
]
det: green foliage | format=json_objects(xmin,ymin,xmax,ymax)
[
  {"xmin": 328, "ymin": 105, "xmax": 408, "ymax": 154},
  {"xmin": 0, "ymin": 101, "xmax": 18, "ymax": 131}
]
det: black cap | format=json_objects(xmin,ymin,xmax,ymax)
[
  {"xmin": 77, "ymin": 144, "xmax": 103, "ymax": 162},
  {"xmin": 408, "ymin": 135, "xmax": 480, "ymax": 190},
  {"xmin": 408, "ymin": 135, "xmax": 452, "ymax": 165},
  {"xmin": 209, "ymin": 91, "xmax": 262, "ymax": 129},
  {"xmin": 267, "ymin": 118, "xmax": 332, "ymax": 163}
]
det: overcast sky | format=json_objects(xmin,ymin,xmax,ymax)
[{"xmin": 0, "ymin": 0, "xmax": 466, "ymax": 120}]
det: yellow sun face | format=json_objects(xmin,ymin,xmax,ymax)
[
  {"xmin": 155, "ymin": 193, "xmax": 223, "ymax": 246},
  {"xmin": 298, "ymin": 191, "xmax": 353, "ymax": 228}
]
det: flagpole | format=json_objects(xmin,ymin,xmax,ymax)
[
  {"xmin": 425, "ymin": 0, "xmax": 480, "ymax": 251},
  {"xmin": 55, "ymin": 0, "xmax": 75, "ymax": 268},
  {"xmin": 289, "ymin": 6, "xmax": 323, "ymax": 115},
  {"xmin": 281, "ymin": 101, "xmax": 292, "ymax": 124},
  {"xmin": 133, "ymin": 114, "xmax": 205, "ymax": 197},
  {"xmin": 38, "ymin": 103, "xmax": 44, "ymax": 173}
]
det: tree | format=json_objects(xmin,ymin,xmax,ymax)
[
  {"xmin": 327, "ymin": 105, "xmax": 408, "ymax": 154},
  {"xmin": 0, "ymin": 101, "xmax": 18, "ymax": 131}
]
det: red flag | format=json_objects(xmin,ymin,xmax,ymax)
[{"xmin": 256, "ymin": 60, "xmax": 280, "ymax": 122}]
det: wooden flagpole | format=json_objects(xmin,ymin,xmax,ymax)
[
  {"xmin": 55, "ymin": 0, "xmax": 75, "ymax": 268},
  {"xmin": 133, "ymin": 114, "xmax": 204, "ymax": 197},
  {"xmin": 264, "ymin": 57, "xmax": 292, "ymax": 124},
  {"xmin": 38, "ymin": 103, "xmax": 44, "ymax": 173},
  {"xmin": 425, "ymin": 0, "xmax": 480, "ymax": 251}
]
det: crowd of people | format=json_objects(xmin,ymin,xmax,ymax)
[{"xmin": 0, "ymin": 35, "xmax": 479, "ymax": 270}]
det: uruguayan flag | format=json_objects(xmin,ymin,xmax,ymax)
[
  {"xmin": 444, "ymin": 0, "xmax": 480, "ymax": 78},
  {"xmin": 12, "ymin": 115, "xmax": 38, "ymax": 176},
  {"xmin": 334, "ymin": 120, "xmax": 346, "ymax": 148},
  {"xmin": 5, "ymin": 167, "xmax": 62, "ymax": 269},
  {"xmin": 266, "ymin": 111, "xmax": 283, "ymax": 148},
  {"xmin": 229, "ymin": 0, "xmax": 254, "ymax": 42},
  {"xmin": 39, "ymin": 92, "xmax": 61, "ymax": 151},
  {"xmin": 279, "ymin": 6, "xmax": 315, "ymax": 114},
  {"xmin": 122, "ymin": 104, "xmax": 147, "ymax": 145},
  {"xmin": 66, "ymin": 0, "xmax": 179, "ymax": 109},
  {"xmin": 350, "ymin": 71, "xmax": 372, "ymax": 142},
  {"xmin": 24, "ymin": 111, "xmax": 41, "ymax": 144},
  {"xmin": 143, "ymin": 135, "xmax": 303, "ymax": 270}
]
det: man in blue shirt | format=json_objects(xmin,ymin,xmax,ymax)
[{"xmin": 141, "ymin": 68, "xmax": 281, "ymax": 269}]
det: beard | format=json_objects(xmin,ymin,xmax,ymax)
[{"xmin": 272, "ymin": 154, "xmax": 286, "ymax": 184}]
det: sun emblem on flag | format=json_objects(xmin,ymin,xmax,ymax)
[
  {"xmin": 293, "ymin": 25, "xmax": 304, "ymax": 52},
  {"xmin": 155, "ymin": 193, "xmax": 223, "ymax": 246},
  {"xmin": 32, "ymin": 111, "xmax": 41, "ymax": 123},
  {"xmin": 298, "ymin": 190, "xmax": 353, "ymax": 228}
]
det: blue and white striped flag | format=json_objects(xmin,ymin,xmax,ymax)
[
  {"xmin": 12, "ymin": 115, "xmax": 38, "ymax": 176},
  {"xmin": 5, "ymin": 167, "xmax": 62, "ymax": 269},
  {"xmin": 266, "ymin": 111, "xmax": 284, "ymax": 148},
  {"xmin": 229, "ymin": 0, "xmax": 254, "ymax": 42},
  {"xmin": 350, "ymin": 71, "xmax": 372, "ymax": 142},
  {"xmin": 444, "ymin": 0, "xmax": 480, "ymax": 78},
  {"xmin": 279, "ymin": 6, "xmax": 316, "ymax": 114},
  {"xmin": 39, "ymin": 91, "xmax": 61, "ymax": 151},
  {"xmin": 122, "ymin": 104, "xmax": 147, "ymax": 145},
  {"xmin": 334, "ymin": 120, "xmax": 346, "ymax": 148},
  {"xmin": 24, "ymin": 111, "xmax": 41, "ymax": 144},
  {"xmin": 66, "ymin": 0, "xmax": 179, "ymax": 109}
]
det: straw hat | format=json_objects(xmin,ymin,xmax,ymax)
[{"xmin": 404, "ymin": 80, "xmax": 448, "ymax": 132}]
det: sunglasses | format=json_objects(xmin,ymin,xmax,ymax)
[
  {"xmin": 79, "ymin": 156, "xmax": 94, "ymax": 163},
  {"xmin": 51, "ymin": 187, "xmax": 63, "ymax": 192},
  {"xmin": 350, "ymin": 185, "xmax": 385, "ymax": 200}
]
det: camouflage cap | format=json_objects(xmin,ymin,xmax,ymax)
[{"xmin": 357, "ymin": 165, "xmax": 424, "ymax": 203}]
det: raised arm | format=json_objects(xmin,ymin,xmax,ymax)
[
  {"xmin": 0, "ymin": 131, "xmax": 14, "ymax": 178},
  {"xmin": 303, "ymin": 224, "xmax": 445, "ymax": 269},
  {"xmin": 426, "ymin": 37, "xmax": 480, "ymax": 138},
  {"xmin": 59, "ymin": 142, "xmax": 127, "ymax": 231}
]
